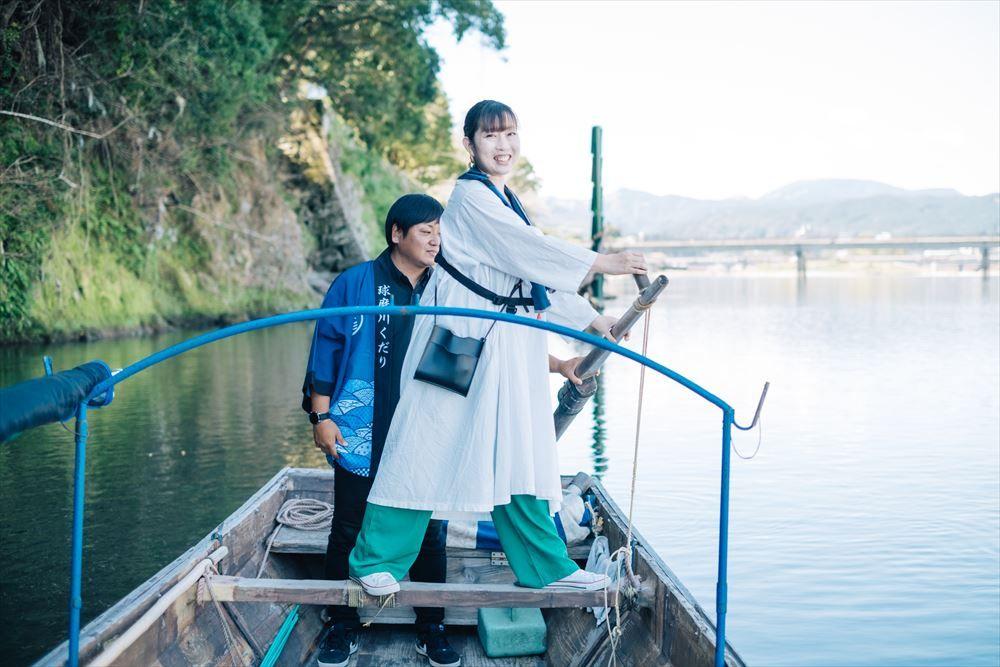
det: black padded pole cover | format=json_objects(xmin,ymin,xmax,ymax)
[{"xmin": 0, "ymin": 361, "xmax": 112, "ymax": 443}]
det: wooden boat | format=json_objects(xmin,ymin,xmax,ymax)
[{"xmin": 37, "ymin": 467, "xmax": 744, "ymax": 666}]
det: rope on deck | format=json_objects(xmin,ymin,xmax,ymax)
[{"xmin": 256, "ymin": 498, "xmax": 335, "ymax": 578}]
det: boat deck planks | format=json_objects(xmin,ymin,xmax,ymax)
[
  {"xmin": 36, "ymin": 467, "xmax": 743, "ymax": 667},
  {"xmin": 314, "ymin": 626, "xmax": 548, "ymax": 666}
]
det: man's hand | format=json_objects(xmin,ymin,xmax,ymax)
[
  {"xmin": 313, "ymin": 420, "xmax": 346, "ymax": 458},
  {"xmin": 590, "ymin": 314, "xmax": 630, "ymax": 342},
  {"xmin": 555, "ymin": 356, "xmax": 587, "ymax": 386}
]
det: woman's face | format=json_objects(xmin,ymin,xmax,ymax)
[{"xmin": 464, "ymin": 123, "xmax": 520, "ymax": 179}]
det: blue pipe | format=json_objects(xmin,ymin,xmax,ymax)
[
  {"xmin": 64, "ymin": 305, "xmax": 743, "ymax": 665},
  {"xmin": 715, "ymin": 409, "xmax": 734, "ymax": 667},
  {"xmin": 87, "ymin": 306, "xmax": 732, "ymax": 412},
  {"xmin": 68, "ymin": 402, "xmax": 88, "ymax": 667}
]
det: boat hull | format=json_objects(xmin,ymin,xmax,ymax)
[{"xmin": 38, "ymin": 467, "xmax": 743, "ymax": 666}]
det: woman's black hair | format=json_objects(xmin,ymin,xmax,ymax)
[
  {"xmin": 463, "ymin": 100, "xmax": 518, "ymax": 140},
  {"xmin": 384, "ymin": 194, "xmax": 443, "ymax": 247}
]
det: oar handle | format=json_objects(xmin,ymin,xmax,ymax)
[{"xmin": 583, "ymin": 275, "xmax": 668, "ymax": 376}]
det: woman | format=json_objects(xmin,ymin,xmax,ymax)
[{"xmin": 349, "ymin": 100, "xmax": 647, "ymax": 596}]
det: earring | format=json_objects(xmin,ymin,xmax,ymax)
[{"xmin": 468, "ymin": 156, "xmax": 475, "ymax": 168}]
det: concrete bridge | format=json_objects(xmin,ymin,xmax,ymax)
[{"xmin": 614, "ymin": 235, "xmax": 1000, "ymax": 276}]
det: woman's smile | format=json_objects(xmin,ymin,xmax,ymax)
[{"xmin": 465, "ymin": 121, "xmax": 521, "ymax": 184}]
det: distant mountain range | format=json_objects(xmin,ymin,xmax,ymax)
[{"xmin": 536, "ymin": 179, "xmax": 1000, "ymax": 240}]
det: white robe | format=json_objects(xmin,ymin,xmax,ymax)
[{"xmin": 366, "ymin": 179, "xmax": 599, "ymax": 519}]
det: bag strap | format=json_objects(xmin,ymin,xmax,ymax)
[
  {"xmin": 436, "ymin": 251, "xmax": 534, "ymax": 309},
  {"xmin": 432, "ymin": 278, "xmax": 522, "ymax": 342}
]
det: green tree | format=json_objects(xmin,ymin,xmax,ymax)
[
  {"xmin": 0, "ymin": 0, "xmax": 506, "ymax": 340},
  {"xmin": 268, "ymin": 0, "xmax": 504, "ymax": 174}
]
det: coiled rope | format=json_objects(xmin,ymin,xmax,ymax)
[
  {"xmin": 256, "ymin": 498, "xmax": 335, "ymax": 578},
  {"xmin": 254, "ymin": 497, "xmax": 397, "ymax": 626}
]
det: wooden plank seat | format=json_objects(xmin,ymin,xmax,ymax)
[
  {"xmin": 268, "ymin": 525, "xmax": 595, "ymax": 560},
  {"xmin": 206, "ymin": 576, "xmax": 651, "ymax": 609},
  {"xmin": 264, "ymin": 526, "xmax": 599, "ymax": 626}
]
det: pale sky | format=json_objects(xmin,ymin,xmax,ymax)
[{"xmin": 428, "ymin": 0, "xmax": 1000, "ymax": 201}]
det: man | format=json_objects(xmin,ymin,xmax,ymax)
[{"xmin": 302, "ymin": 194, "xmax": 460, "ymax": 667}]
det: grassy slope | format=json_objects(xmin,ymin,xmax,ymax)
[{"xmin": 3, "ymin": 108, "xmax": 403, "ymax": 343}]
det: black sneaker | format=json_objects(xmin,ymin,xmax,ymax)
[
  {"xmin": 415, "ymin": 624, "xmax": 461, "ymax": 667},
  {"xmin": 317, "ymin": 623, "xmax": 359, "ymax": 667}
]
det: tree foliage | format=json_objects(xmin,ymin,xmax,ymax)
[
  {"xmin": 0, "ymin": 0, "xmax": 505, "ymax": 339},
  {"xmin": 274, "ymin": 1, "xmax": 503, "ymax": 168}
]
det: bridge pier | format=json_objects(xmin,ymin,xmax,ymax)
[
  {"xmin": 981, "ymin": 245, "xmax": 990, "ymax": 276},
  {"xmin": 796, "ymin": 246, "xmax": 806, "ymax": 278}
]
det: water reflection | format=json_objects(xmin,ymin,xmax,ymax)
[
  {"xmin": 0, "ymin": 323, "xmax": 326, "ymax": 663},
  {"xmin": 1, "ymin": 275, "xmax": 998, "ymax": 666},
  {"xmin": 590, "ymin": 374, "xmax": 608, "ymax": 477}
]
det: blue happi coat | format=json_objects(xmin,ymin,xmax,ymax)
[{"xmin": 302, "ymin": 262, "xmax": 376, "ymax": 476}]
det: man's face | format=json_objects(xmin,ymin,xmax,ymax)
[{"xmin": 393, "ymin": 220, "xmax": 440, "ymax": 268}]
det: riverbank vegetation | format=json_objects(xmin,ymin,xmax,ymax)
[{"xmin": 1, "ymin": 1, "xmax": 505, "ymax": 342}]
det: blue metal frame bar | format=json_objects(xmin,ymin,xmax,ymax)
[
  {"xmin": 68, "ymin": 402, "xmax": 88, "ymax": 665},
  {"xmin": 65, "ymin": 305, "xmax": 742, "ymax": 666},
  {"xmin": 88, "ymin": 306, "xmax": 733, "ymax": 412},
  {"xmin": 717, "ymin": 409, "xmax": 734, "ymax": 667}
]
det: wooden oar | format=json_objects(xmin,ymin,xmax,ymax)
[{"xmin": 553, "ymin": 274, "xmax": 668, "ymax": 440}]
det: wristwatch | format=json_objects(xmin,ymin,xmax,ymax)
[{"xmin": 308, "ymin": 411, "xmax": 333, "ymax": 425}]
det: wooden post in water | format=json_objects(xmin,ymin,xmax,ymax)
[{"xmin": 590, "ymin": 126, "xmax": 604, "ymax": 298}]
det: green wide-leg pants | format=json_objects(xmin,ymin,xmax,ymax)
[{"xmin": 349, "ymin": 495, "xmax": 579, "ymax": 589}]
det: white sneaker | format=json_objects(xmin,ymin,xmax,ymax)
[
  {"xmin": 546, "ymin": 569, "xmax": 611, "ymax": 591},
  {"xmin": 350, "ymin": 572, "xmax": 400, "ymax": 596}
]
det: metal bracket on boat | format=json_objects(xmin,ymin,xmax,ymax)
[{"xmin": 734, "ymin": 381, "xmax": 770, "ymax": 431}]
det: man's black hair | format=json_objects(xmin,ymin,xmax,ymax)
[{"xmin": 385, "ymin": 194, "xmax": 443, "ymax": 247}]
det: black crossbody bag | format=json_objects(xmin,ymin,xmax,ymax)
[{"xmin": 413, "ymin": 253, "xmax": 527, "ymax": 397}]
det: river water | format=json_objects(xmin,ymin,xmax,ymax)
[{"xmin": 1, "ymin": 274, "xmax": 998, "ymax": 666}]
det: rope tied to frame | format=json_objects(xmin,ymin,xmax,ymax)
[
  {"xmin": 205, "ymin": 563, "xmax": 251, "ymax": 667},
  {"xmin": 602, "ymin": 309, "xmax": 652, "ymax": 666},
  {"xmin": 732, "ymin": 415, "xmax": 764, "ymax": 460},
  {"xmin": 596, "ymin": 303, "xmax": 768, "ymax": 666},
  {"xmin": 360, "ymin": 592, "xmax": 397, "ymax": 627}
]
